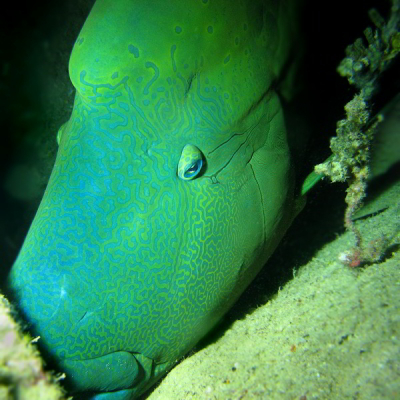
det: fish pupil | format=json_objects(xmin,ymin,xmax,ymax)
[{"xmin": 185, "ymin": 159, "xmax": 202, "ymax": 178}]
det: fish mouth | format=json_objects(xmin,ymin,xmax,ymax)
[{"xmin": 58, "ymin": 350, "xmax": 165, "ymax": 395}]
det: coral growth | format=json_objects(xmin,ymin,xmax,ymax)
[
  {"xmin": 315, "ymin": 0, "xmax": 400, "ymax": 267},
  {"xmin": 0, "ymin": 295, "xmax": 66, "ymax": 400}
]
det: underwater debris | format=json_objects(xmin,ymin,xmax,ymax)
[{"xmin": 315, "ymin": 0, "xmax": 400, "ymax": 267}]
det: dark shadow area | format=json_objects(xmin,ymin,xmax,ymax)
[{"xmin": 0, "ymin": 0, "xmax": 96, "ymax": 283}]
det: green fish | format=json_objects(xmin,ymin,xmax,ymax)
[{"xmin": 7, "ymin": 0, "xmax": 305, "ymax": 398}]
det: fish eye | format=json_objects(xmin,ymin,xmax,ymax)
[
  {"xmin": 185, "ymin": 159, "xmax": 203, "ymax": 178},
  {"xmin": 177, "ymin": 144, "xmax": 204, "ymax": 180}
]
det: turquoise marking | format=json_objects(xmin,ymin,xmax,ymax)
[
  {"xmin": 128, "ymin": 44, "xmax": 139, "ymax": 58},
  {"xmin": 143, "ymin": 62, "xmax": 159, "ymax": 95},
  {"xmin": 170, "ymin": 45, "xmax": 177, "ymax": 72},
  {"xmin": 7, "ymin": 0, "xmax": 301, "ymax": 399}
]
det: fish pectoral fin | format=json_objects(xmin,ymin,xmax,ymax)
[{"xmin": 300, "ymin": 154, "xmax": 334, "ymax": 196}]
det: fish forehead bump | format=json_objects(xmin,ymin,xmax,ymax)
[
  {"xmin": 69, "ymin": 0, "xmax": 283, "ymax": 93},
  {"xmin": 67, "ymin": 0, "xmax": 293, "ymax": 149}
]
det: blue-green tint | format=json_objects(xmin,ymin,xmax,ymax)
[{"xmin": 7, "ymin": 0, "xmax": 301, "ymax": 399}]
